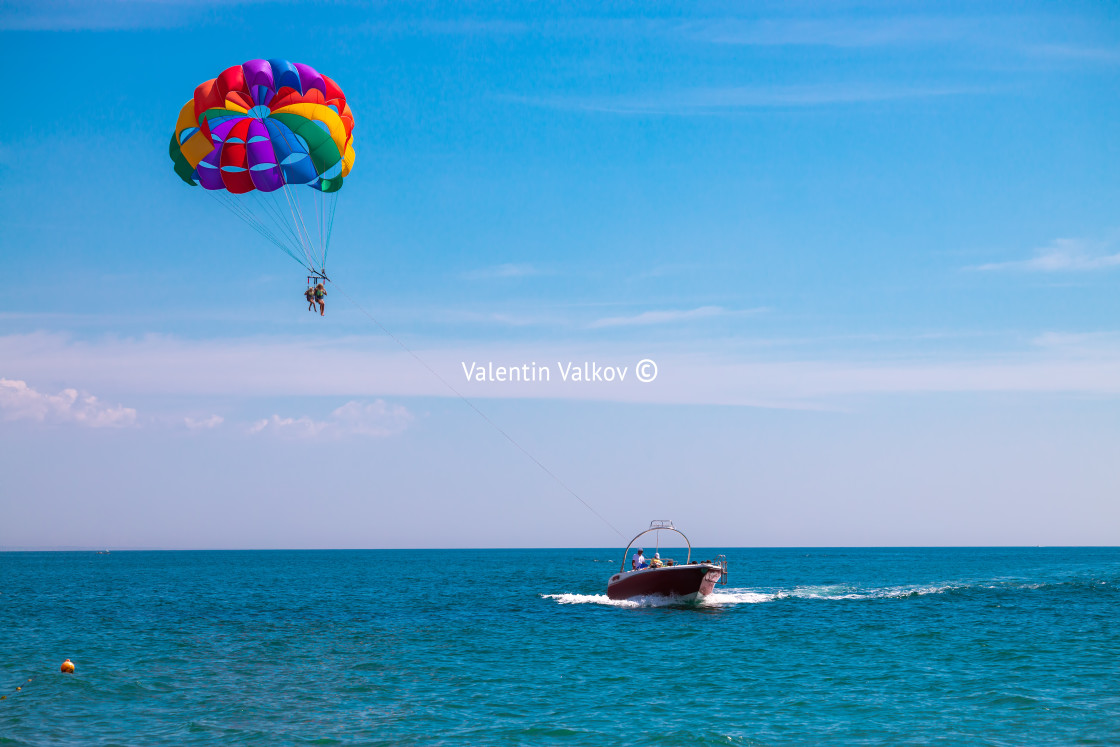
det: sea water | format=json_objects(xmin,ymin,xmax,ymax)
[{"xmin": 1, "ymin": 547, "xmax": 1118, "ymax": 745}]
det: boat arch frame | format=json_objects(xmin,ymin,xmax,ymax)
[{"xmin": 619, "ymin": 520, "xmax": 691, "ymax": 572}]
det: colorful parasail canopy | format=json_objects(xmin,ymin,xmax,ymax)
[{"xmin": 169, "ymin": 59, "xmax": 356, "ymax": 275}]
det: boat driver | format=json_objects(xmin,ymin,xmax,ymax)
[{"xmin": 632, "ymin": 548, "xmax": 648, "ymax": 571}]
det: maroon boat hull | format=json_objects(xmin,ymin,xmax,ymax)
[{"xmin": 606, "ymin": 564, "xmax": 723, "ymax": 601}]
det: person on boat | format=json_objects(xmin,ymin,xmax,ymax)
[
  {"xmin": 632, "ymin": 548, "xmax": 647, "ymax": 571},
  {"xmin": 314, "ymin": 283, "xmax": 327, "ymax": 316},
  {"xmin": 650, "ymin": 553, "xmax": 664, "ymax": 568},
  {"xmin": 304, "ymin": 286, "xmax": 316, "ymax": 311}
]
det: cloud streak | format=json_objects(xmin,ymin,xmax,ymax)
[
  {"xmin": 588, "ymin": 305, "xmax": 761, "ymax": 328},
  {"xmin": 682, "ymin": 16, "xmax": 980, "ymax": 48},
  {"xmin": 513, "ymin": 83, "xmax": 982, "ymax": 116},
  {"xmin": 250, "ymin": 399, "xmax": 413, "ymax": 439},
  {"xmin": 972, "ymin": 238, "xmax": 1120, "ymax": 272},
  {"xmin": 1025, "ymin": 43, "xmax": 1120, "ymax": 65},
  {"xmin": 0, "ymin": 0, "xmax": 246, "ymax": 31},
  {"xmin": 184, "ymin": 414, "xmax": 224, "ymax": 430},
  {"xmin": 461, "ymin": 263, "xmax": 548, "ymax": 280},
  {"xmin": 4, "ymin": 332, "xmax": 1120, "ymax": 411},
  {"xmin": 0, "ymin": 378, "xmax": 137, "ymax": 428}
]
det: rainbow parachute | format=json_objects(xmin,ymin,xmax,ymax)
[{"xmin": 169, "ymin": 59, "xmax": 355, "ymax": 275}]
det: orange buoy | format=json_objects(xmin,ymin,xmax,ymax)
[{"xmin": 61, "ymin": 659, "xmax": 75, "ymax": 673}]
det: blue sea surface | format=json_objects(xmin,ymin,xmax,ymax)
[{"xmin": 2, "ymin": 547, "xmax": 1119, "ymax": 745}]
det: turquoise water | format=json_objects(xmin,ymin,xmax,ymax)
[{"xmin": 2, "ymin": 548, "xmax": 1119, "ymax": 745}]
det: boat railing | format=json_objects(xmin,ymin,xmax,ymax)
[
  {"xmin": 619, "ymin": 521, "xmax": 692, "ymax": 572},
  {"xmin": 715, "ymin": 554, "xmax": 728, "ymax": 585}
]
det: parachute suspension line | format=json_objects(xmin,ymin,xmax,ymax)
[
  {"xmin": 268, "ymin": 117, "xmax": 327, "ymax": 275},
  {"xmin": 213, "ymin": 192, "xmax": 313, "ymax": 275},
  {"xmin": 212, "ymin": 192, "xmax": 288, "ymax": 254},
  {"xmin": 279, "ymin": 183, "xmax": 311, "ymax": 271},
  {"xmin": 327, "ymin": 279, "xmax": 626, "ymax": 541},
  {"xmin": 322, "ymin": 191, "xmax": 328, "ymax": 261},
  {"xmin": 257, "ymin": 189, "xmax": 305, "ymax": 253},
  {"xmin": 201, "ymin": 183, "xmax": 335, "ymax": 279},
  {"xmin": 312, "ymin": 188, "xmax": 329, "ymax": 274},
  {"xmin": 279, "ymin": 182, "xmax": 318, "ymax": 273},
  {"xmin": 269, "ymin": 205, "xmax": 308, "ymax": 265},
  {"xmin": 318, "ymin": 199, "xmax": 327, "ymax": 267},
  {"xmin": 323, "ymin": 193, "xmax": 339, "ymax": 270},
  {"xmin": 317, "ymin": 185, "xmax": 325, "ymax": 272},
  {"xmin": 204, "ymin": 190, "xmax": 310, "ymax": 271},
  {"xmin": 313, "ymin": 187, "xmax": 324, "ymax": 274},
  {"xmin": 302, "ymin": 186, "xmax": 333, "ymax": 275},
  {"xmin": 264, "ymin": 189, "xmax": 316, "ymax": 269},
  {"xmin": 222, "ymin": 195, "xmax": 303, "ymax": 267},
  {"xmin": 289, "ymin": 185, "xmax": 323, "ymax": 274}
]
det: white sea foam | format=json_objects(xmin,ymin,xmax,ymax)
[
  {"xmin": 543, "ymin": 583, "xmax": 961, "ymax": 608},
  {"xmin": 778, "ymin": 583, "xmax": 960, "ymax": 600},
  {"xmin": 541, "ymin": 589, "xmax": 775, "ymax": 608},
  {"xmin": 541, "ymin": 593, "xmax": 666, "ymax": 608},
  {"xmin": 544, "ymin": 573, "xmax": 1119, "ymax": 610},
  {"xmin": 700, "ymin": 589, "xmax": 777, "ymax": 605}
]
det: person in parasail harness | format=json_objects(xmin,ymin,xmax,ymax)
[
  {"xmin": 314, "ymin": 283, "xmax": 327, "ymax": 316},
  {"xmin": 304, "ymin": 286, "xmax": 316, "ymax": 312}
]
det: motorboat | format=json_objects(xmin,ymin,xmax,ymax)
[{"xmin": 607, "ymin": 520, "xmax": 727, "ymax": 601}]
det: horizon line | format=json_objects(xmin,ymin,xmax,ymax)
[{"xmin": 0, "ymin": 544, "xmax": 1104, "ymax": 552}]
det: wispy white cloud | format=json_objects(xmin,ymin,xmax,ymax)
[
  {"xmin": 248, "ymin": 414, "xmax": 328, "ymax": 438},
  {"xmin": 0, "ymin": 0, "xmax": 250, "ymax": 31},
  {"xmin": 445, "ymin": 310, "xmax": 560, "ymax": 327},
  {"xmin": 1025, "ymin": 43, "xmax": 1120, "ymax": 64},
  {"xmin": 250, "ymin": 399, "xmax": 412, "ymax": 439},
  {"xmin": 0, "ymin": 378, "xmax": 136, "ymax": 428},
  {"xmin": 359, "ymin": 18, "xmax": 530, "ymax": 37},
  {"xmin": 972, "ymin": 237, "xmax": 1120, "ymax": 272},
  {"xmin": 184, "ymin": 414, "xmax": 224, "ymax": 430},
  {"xmin": 631, "ymin": 263, "xmax": 713, "ymax": 280},
  {"xmin": 4, "ymin": 332, "xmax": 1120, "ymax": 410},
  {"xmin": 683, "ymin": 16, "xmax": 979, "ymax": 48},
  {"xmin": 513, "ymin": 83, "xmax": 983, "ymax": 116},
  {"xmin": 589, "ymin": 306, "xmax": 761, "ymax": 328},
  {"xmin": 462, "ymin": 263, "xmax": 548, "ymax": 280},
  {"xmin": 674, "ymin": 15, "xmax": 1120, "ymax": 75},
  {"xmin": 331, "ymin": 400, "xmax": 414, "ymax": 436},
  {"xmin": 1031, "ymin": 331, "xmax": 1120, "ymax": 351}
]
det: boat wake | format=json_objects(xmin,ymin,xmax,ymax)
[
  {"xmin": 541, "ymin": 589, "xmax": 775, "ymax": 608},
  {"xmin": 542, "ymin": 572, "xmax": 1120, "ymax": 609},
  {"xmin": 543, "ymin": 593, "xmax": 663, "ymax": 608},
  {"xmin": 542, "ymin": 583, "xmax": 962, "ymax": 608},
  {"xmin": 767, "ymin": 583, "xmax": 964, "ymax": 601}
]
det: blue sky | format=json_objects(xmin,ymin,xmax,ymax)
[{"xmin": 1, "ymin": 0, "xmax": 1118, "ymax": 549}]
